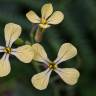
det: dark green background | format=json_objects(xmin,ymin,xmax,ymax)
[{"xmin": 0, "ymin": 0, "xmax": 96, "ymax": 96}]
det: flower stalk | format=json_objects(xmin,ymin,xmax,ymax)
[{"xmin": 35, "ymin": 27, "xmax": 45, "ymax": 42}]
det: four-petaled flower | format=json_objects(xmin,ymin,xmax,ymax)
[
  {"xmin": 0, "ymin": 23, "xmax": 34, "ymax": 77},
  {"xmin": 26, "ymin": 3, "xmax": 64, "ymax": 29},
  {"xmin": 31, "ymin": 43, "xmax": 80, "ymax": 90}
]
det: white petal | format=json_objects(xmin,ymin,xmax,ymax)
[
  {"xmin": 0, "ymin": 46, "xmax": 4, "ymax": 52},
  {"xmin": 31, "ymin": 69, "xmax": 52, "ymax": 90},
  {"xmin": 26, "ymin": 10, "xmax": 40, "ymax": 23},
  {"xmin": 47, "ymin": 11, "xmax": 64, "ymax": 24},
  {"xmin": 11, "ymin": 45, "xmax": 34, "ymax": 63},
  {"xmin": 39, "ymin": 24, "xmax": 50, "ymax": 29},
  {"xmin": 54, "ymin": 43, "xmax": 77, "ymax": 64},
  {"xmin": 4, "ymin": 23, "xmax": 22, "ymax": 47},
  {"xmin": 55, "ymin": 68, "xmax": 80, "ymax": 85},
  {"xmin": 0, "ymin": 54, "xmax": 11, "ymax": 77},
  {"xmin": 41, "ymin": 3, "xmax": 53, "ymax": 19},
  {"xmin": 32, "ymin": 43, "xmax": 50, "ymax": 64}
]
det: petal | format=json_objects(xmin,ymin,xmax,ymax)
[
  {"xmin": 11, "ymin": 45, "xmax": 34, "ymax": 63},
  {"xmin": 32, "ymin": 43, "xmax": 50, "ymax": 64},
  {"xmin": 0, "ymin": 54, "xmax": 11, "ymax": 77},
  {"xmin": 39, "ymin": 24, "xmax": 50, "ymax": 29},
  {"xmin": 41, "ymin": 3, "xmax": 53, "ymax": 19},
  {"xmin": 54, "ymin": 43, "xmax": 77, "ymax": 64},
  {"xmin": 26, "ymin": 10, "xmax": 40, "ymax": 23},
  {"xmin": 31, "ymin": 69, "xmax": 52, "ymax": 90},
  {"xmin": 47, "ymin": 11, "xmax": 64, "ymax": 24},
  {"xmin": 4, "ymin": 23, "xmax": 22, "ymax": 47},
  {"xmin": 0, "ymin": 46, "xmax": 4, "ymax": 52},
  {"xmin": 55, "ymin": 68, "xmax": 80, "ymax": 85}
]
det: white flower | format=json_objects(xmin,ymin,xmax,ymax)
[
  {"xmin": 26, "ymin": 3, "xmax": 64, "ymax": 29},
  {"xmin": 31, "ymin": 43, "xmax": 80, "ymax": 90},
  {"xmin": 0, "ymin": 23, "xmax": 34, "ymax": 77}
]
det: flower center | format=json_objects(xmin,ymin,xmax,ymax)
[
  {"xmin": 4, "ymin": 47, "xmax": 12, "ymax": 54},
  {"xmin": 41, "ymin": 18, "xmax": 47, "ymax": 25},
  {"xmin": 48, "ymin": 63, "xmax": 57, "ymax": 70}
]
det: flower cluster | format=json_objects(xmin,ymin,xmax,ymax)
[{"xmin": 0, "ymin": 3, "xmax": 80, "ymax": 90}]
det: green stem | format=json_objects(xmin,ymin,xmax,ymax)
[
  {"xmin": 30, "ymin": 24, "xmax": 37, "ymax": 44},
  {"xmin": 30, "ymin": 24, "xmax": 42, "ymax": 72},
  {"xmin": 32, "ymin": 61, "xmax": 41, "ymax": 72}
]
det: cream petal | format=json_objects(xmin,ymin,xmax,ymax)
[
  {"xmin": 0, "ymin": 46, "xmax": 4, "ymax": 49},
  {"xmin": 32, "ymin": 43, "xmax": 50, "ymax": 64},
  {"xmin": 54, "ymin": 43, "xmax": 77, "ymax": 64},
  {"xmin": 11, "ymin": 45, "xmax": 34, "ymax": 63},
  {"xmin": 26, "ymin": 10, "xmax": 40, "ymax": 23},
  {"xmin": 41, "ymin": 3, "xmax": 53, "ymax": 19},
  {"xmin": 0, "ymin": 54, "xmax": 11, "ymax": 77},
  {"xmin": 0, "ymin": 46, "xmax": 4, "ymax": 52},
  {"xmin": 47, "ymin": 11, "xmax": 64, "ymax": 24},
  {"xmin": 55, "ymin": 68, "xmax": 80, "ymax": 85},
  {"xmin": 4, "ymin": 23, "xmax": 22, "ymax": 47},
  {"xmin": 39, "ymin": 24, "xmax": 50, "ymax": 29},
  {"xmin": 31, "ymin": 69, "xmax": 52, "ymax": 90}
]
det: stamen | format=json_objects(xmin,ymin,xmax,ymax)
[
  {"xmin": 48, "ymin": 62, "xmax": 57, "ymax": 70},
  {"xmin": 4, "ymin": 47, "xmax": 12, "ymax": 54},
  {"xmin": 41, "ymin": 18, "xmax": 47, "ymax": 25}
]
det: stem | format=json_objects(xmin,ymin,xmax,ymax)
[
  {"xmin": 30, "ymin": 24, "xmax": 37, "ymax": 44},
  {"xmin": 32, "ymin": 61, "xmax": 41, "ymax": 72},
  {"xmin": 35, "ymin": 26, "xmax": 45, "ymax": 42},
  {"xmin": 30, "ymin": 24, "xmax": 41, "ymax": 72},
  {"xmin": 53, "ymin": 87, "xmax": 60, "ymax": 96}
]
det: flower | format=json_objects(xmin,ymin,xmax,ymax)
[
  {"xmin": 26, "ymin": 3, "xmax": 64, "ymax": 29},
  {"xmin": 31, "ymin": 43, "xmax": 80, "ymax": 90},
  {"xmin": 0, "ymin": 23, "xmax": 34, "ymax": 77}
]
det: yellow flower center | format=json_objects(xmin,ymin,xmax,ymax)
[
  {"xmin": 48, "ymin": 63, "xmax": 57, "ymax": 70},
  {"xmin": 4, "ymin": 47, "xmax": 12, "ymax": 54},
  {"xmin": 41, "ymin": 18, "xmax": 47, "ymax": 25}
]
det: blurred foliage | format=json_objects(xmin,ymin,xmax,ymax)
[{"xmin": 0, "ymin": 0, "xmax": 96, "ymax": 96}]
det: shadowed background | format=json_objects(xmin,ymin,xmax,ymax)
[{"xmin": 0, "ymin": 0, "xmax": 96, "ymax": 96}]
